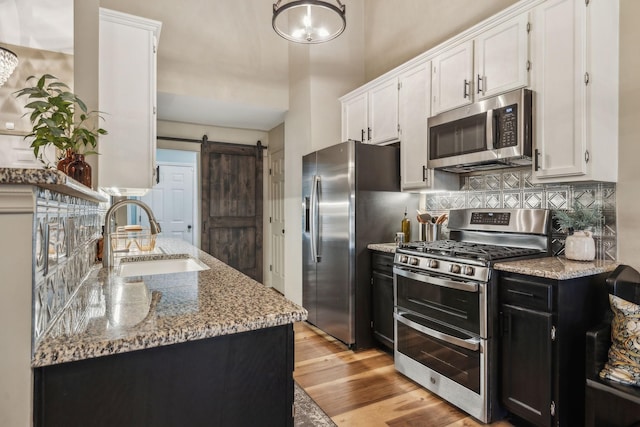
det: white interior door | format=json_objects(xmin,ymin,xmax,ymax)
[
  {"xmin": 269, "ymin": 149, "xmax": 285, "ymax": 294},
  {"xmin": 141, "ymin": 163, "xmax": 195, "ymax": 244}
]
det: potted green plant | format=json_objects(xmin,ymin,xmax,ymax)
[
  {"xmin": 14, "ymin": 74, "xmax": 107, "ymax": 186},
  {"xmin": 553, "ymin": 203, "xmax": 603, "ymax": 261}
]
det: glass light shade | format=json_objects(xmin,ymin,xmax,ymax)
[
  {"xmin": 0, "ymin": 47, "xmax": 18, "ymax": 87},
  {"xmin": 273, "ymin": 0, "xmax": 346, "ymax": 44}
]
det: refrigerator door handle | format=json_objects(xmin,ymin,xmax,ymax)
[{"xmin": 310, "ymin": 174, "xmax": 320, "ymax": 263}]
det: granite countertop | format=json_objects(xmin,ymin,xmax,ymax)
[
  {"xmin": 0, "ymin": 167, "xmax": 108, "ymax": 203},
  {"xmin": 32, "ymin": 238, "xmax": 307, "ymax": 368},
  {"xmin": 494, "ymin": 256, "xmax": 619, "ymax": 280},
  {"xmin": 368, "ymin": 243, "xmax": 398, "ymax": 253}
]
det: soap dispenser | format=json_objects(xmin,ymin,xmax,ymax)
[{"xmin": 401, "ymin": 208, "xmax": 411, "ymax": 243}]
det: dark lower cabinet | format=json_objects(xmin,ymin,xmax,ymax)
[
  {"xmin": 499, "ymin": 271, "xmax": 607, "ymax": 427},
  {"xmin": 371, "ymin": 251, "xmax": 395, "ymax": 350},
  {"xmin": 34, "ymin": 324, "xmax": 294, "ymax": 427}
]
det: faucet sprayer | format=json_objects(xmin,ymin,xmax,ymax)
[{"xmin": 102, "ymin": 199, "xmax": 162, "ymax": 268}]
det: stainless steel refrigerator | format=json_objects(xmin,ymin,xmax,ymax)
[{"xmin": 302, "ymin": 140, "xmax": 418, "ymax": 349}]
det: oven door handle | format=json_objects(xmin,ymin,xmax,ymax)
[
  {"xmin": 395, "ymin": 311, "xmax": 481, "ymax": 351},
  {"xmin": 393, "ymin": 267, "xmax": 479, "ymax": 293}
]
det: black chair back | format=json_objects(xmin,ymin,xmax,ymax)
[{"xmin": 606, "ymin": 264, "xmax": 640, "ymax": 305}]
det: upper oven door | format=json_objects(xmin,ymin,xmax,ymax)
[{"xmin": 394, "ymin": 266, "xmax": 485, "ymax": 336}]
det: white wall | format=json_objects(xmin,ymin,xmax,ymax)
[{"xmin": 363, "ymin": 0, "xmax": 518, "ymax": 81}]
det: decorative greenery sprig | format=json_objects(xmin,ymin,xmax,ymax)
[
  {"xmin": 14, "ymin": 74, "xmax": 107, "ymax": 165},
  {"xmin": 553, "ymin": 202, "xmax": 603, "ymax": 233}
]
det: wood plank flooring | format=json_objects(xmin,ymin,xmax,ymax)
[{"xmin": 294, "ymin": 321, "xmax": 515, "ymax": 427}]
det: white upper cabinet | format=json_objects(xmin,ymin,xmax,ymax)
[
  {"xmin": 342, "ymin": 92, "xmax": 367, "ymax": 143},
  {"xmin": 474, "ymin": 13, "xmax": 530, "ymax": 99},
  {"xmin": 98, "ymin": 8, "xmax": 162, "ymax": 196},
  {"xmin": 530, "ymin": 0, "xmax": 618, "ymax": 183},
  {"xmin": 368, "ymin": 78, "xmax": 399, "ymax": 145},
  {"xmin": 341, "ymin": 77, "xmax": 399, "ymax": 144},
  {"xmin": 431, "ymin": 12, "xmax": 530, "ymax": 116},
  {"xmin": 399, "ymin": 62, "xmax": 430, "ymax": 191},
  {"xmin": 431, "ymin": 41, "xmax": 474, "ymax": 115}
]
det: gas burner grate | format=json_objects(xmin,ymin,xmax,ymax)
[{"xmin": 400, "ymin": 240, "xmax": 544, "ymax": 261}]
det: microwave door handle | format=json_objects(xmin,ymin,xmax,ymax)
[{"xmin": 486, "ymin": 109, "xmax": 496, "ymax": 149}]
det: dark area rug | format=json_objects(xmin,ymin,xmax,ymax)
[{"xmin": 294, "ymin": 382, "xmax": 337, "ymax": 426}]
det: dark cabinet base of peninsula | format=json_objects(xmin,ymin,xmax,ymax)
[{"xmin": 34, "ymin": 324, "xmax": 294, "ymax": 427}]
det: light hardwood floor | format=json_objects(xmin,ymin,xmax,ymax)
[{"xmin": 294, "ymin": 321, "xmax": 515, "ymax": 427}]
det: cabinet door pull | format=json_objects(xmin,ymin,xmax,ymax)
[
  {"xmin": 476, "ymin": 74, "xmax": 483, "ymax": 94},
  {"xmin": 422, "ymin": 165, "xmax": 428, "ymax": 183},
  {"xmin": 534, "ymin": 148, "xmax": 541, "ymax": 171},
  {"xmin": 507, "ymin": 289, "xmax": 536, "ymax": 298},
  {"xmin": 361, "ymin": 129, "xmax": 365, "ymax": 142},
  {"xmin": 367, "ymin": 127, "xmax": 371, "ymax": 141},
  {"xmin": 463, "ymin": 79, "xmax": 470, "ymax": 99}
]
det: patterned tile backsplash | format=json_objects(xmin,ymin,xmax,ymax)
[
  {"xmin": 424, "ymin": 168, "xmax": 616, "ymax": 260},
  {"xmin": 33, "ymin": 188, "xmax": 105, "ymax": 347}
]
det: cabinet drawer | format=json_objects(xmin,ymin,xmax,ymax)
[
  {"xmin": 500, "ymin": 275, "xmax": 553, "ymax": 312},
  {"xmin": 371, "ymin": 252, "xmax": 395, "ymax": 275}
]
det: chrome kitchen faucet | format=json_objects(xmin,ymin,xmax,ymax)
[{"xmin": 102, "ymin": 199, "xmax": 162, "ymax": 268}]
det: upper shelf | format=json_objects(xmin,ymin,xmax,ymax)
[{"xmin": 0, "ymin": 167, "xmax": 109, "ymax": 203}]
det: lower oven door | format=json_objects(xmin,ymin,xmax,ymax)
[
  {"xmin": 395, "ymin": 311, "xmax": 481, "ymax": 392},
  {"xmin": 394, "ymin": 310, "xmax": 490, "ymax": 422}
]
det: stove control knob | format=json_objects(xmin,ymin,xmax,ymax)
[
  {"xmin": 428, "ymin": 259, "xmax": 439, "ymax": 269},
  {"xmin": 464, "ymin": 266, "xmax": 475, "ymax": 276},
  {"xmin": 449, "ymin": 264, "xmax": 461, "ymax": 274},
  {"xmin": 400, "ymin": 255, "xmax": 409, "ymax": 264},
  {"xmin": 410, "ymin": 257, "xmax": 420, "ymax": 266}
]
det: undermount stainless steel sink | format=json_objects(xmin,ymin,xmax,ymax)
[{"xmin": 118, "ymin": 256, "xmax": 209, "ymax": 277}]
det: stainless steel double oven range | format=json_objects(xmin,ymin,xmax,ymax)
[{"xmin": 393, "ymin": 208, "xmax": 552, "ymax": 423}]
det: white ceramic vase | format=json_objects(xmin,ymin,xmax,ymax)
[{"xmin": 565, "ymin": 230, "xmax": 596, "ymax": 261}]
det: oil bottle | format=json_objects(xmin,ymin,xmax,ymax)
[{"xmin": 401, "ymin": 208, "xmax": 411, "ymax": 243}]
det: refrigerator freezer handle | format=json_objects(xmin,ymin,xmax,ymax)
[{"xmin": 310, "ymin": 175, "xmax": 320, "ymax": 263}]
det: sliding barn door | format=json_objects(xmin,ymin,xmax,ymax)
[{"xmin": 201, "ymin": 141, "xmax": 263, "ymax": 282}]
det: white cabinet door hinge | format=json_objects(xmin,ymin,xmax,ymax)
[
  {"xmin": 585, "ymin": 0, "xmax": 590, "ymax": 6},
  {"xmin": 526, "ymin": 60, "xmax": 531, "ymax": 71},
  {"xmin": 584, "ymin": 72, "xmax": 590, "ymax": 85},
  {"xmin": 527, "ymin": 22, "xmax": 531, "ymax": 33},
  {"xmin": 398, "ymin": 82, "xmax": 401, "ymax": 90},
  {"xmin": 585, "ymin": 150, "xmax": 590, "ymax": 164}
]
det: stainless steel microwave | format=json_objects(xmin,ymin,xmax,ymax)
[{"xmin": 427, "ymin": 88, "xmax": 532, "ymax": 173}]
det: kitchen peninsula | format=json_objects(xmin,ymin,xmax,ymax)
[{"xmin": 0, "ymin": 168, "xmax": 307, "ymax": 427}]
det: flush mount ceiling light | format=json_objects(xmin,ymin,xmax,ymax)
[
  {"xmin": 0, "ymin": 46, "xmax": 18, "ymax": 87},
  {"xmin": 272, "ymin": 0, "xmax": 346, "ymax": 44}
]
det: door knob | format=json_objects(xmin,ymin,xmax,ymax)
[{"xmin": 187, "ymin": 225, "xmax": 192, "ymax": 232}]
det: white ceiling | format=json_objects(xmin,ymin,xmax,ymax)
[
  {"xmin": 0, "ymin": 0, "xmax": 289, "ymax": 132},
  {"xmin": 0, "ymin": 0, "xmax": 73, "ymax": 54},
  {"xmin": 157, "ymin": 91, "xmax": 287, "ymax": 131}
]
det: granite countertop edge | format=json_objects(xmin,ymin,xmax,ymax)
[
  {"xmin": 32, "ymin": 238, "xmax": 307, "ymax": 368},
  {"xmin": 368, "ymin": 243, "xmax": 397, "ymax": 253},
  {"xmin": 493, "ymin": 256, "xmax": 619, "ymax": 280},
  {"xmin": 0, "ymin": 167, "xmax": 109, "ymax": 203}
]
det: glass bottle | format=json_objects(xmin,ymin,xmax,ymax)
[{"xmin": 401, "ymin": 208, "xmax": 411, "ymax": 243}]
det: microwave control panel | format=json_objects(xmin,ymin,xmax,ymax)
[{"xmin": 494, "ymin": 104, "xmax": 518, "ymax": 148}]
